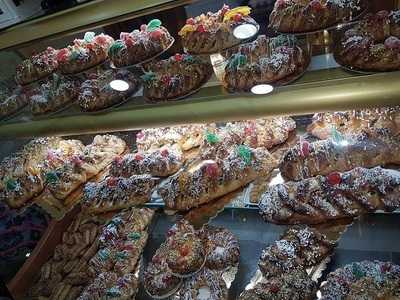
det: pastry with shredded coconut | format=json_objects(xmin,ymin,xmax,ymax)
[
  {"xmin": 29, "ymin": 73, "xmax": 79, "ymax": 115},
  {"xmin": 320, "ymin": 260, "xmax": 400, "ymax": 300},
  {"xmin": 108, "ymin": 19, "xmax": 174, "ymax": 67},
  {"xmin": 223, "ymin": 35, "xmax": 309, "ymax": 91},
  {"xmin": 259, "ymin": 167, "xmax": 400, "ymax": 225},
  {"xmin": 337, "ymin": 10, "xmax": 400, "ymax": 71},
  {"xmin": 56, "ymin": 32, "xmax": 114, "ymax": 74},
  {"xmin": 15, "ymin": 47, "xmax": 58, "ymax": 85},
  {"xmin": 78, "ymin": 69, "xmax": 139, "ymax": 112},
  {"xmin": 280, "ymin": 131, "xmax": 400, "ymax": 181},
  {"xmin": 307, "ymin": 106, "xmax": 400, "ymax": 139},
  {"xmin": 269, "ymin": 0, "xmax": 365, "ymax": 33},
  {"xmin": 178, "ymin": 4, "xmax": 258, "ymax": 54},
  {"xmin": 142, "ymin": 53, "xmax": 212, "ymax": 101}
]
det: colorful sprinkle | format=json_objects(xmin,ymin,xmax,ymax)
[
  {"xmin": 327, "ymin": 172, "xmax": 341, "ymax": 185},
  {"xmin": 206, "ymin": 132, "xmax": 219, "ymax": 144},
  {"xmin": 237, "ymin": 145, "xmax": 252, "ymax": 165},
  {"xmin": 46, "ymin": 172, "xmax": 59, "ymax": 184},
  {"xmin": 98, "ymin": 249, "xmax": 110, "ymax": 261}
]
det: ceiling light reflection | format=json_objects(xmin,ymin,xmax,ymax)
[
  {"xmin": 233, "ymin": 23, "xmax": 258, "ymax": 40},
  {"xmin": 110, "ymin": 80, "xmax": 129, "ymax": 92},
  {"xmin": 251, "ymin": 84, "xmax": 274, "ymax": 95}
]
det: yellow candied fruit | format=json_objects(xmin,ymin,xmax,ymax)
[
  {"xmin": 223, "ymin": 6, "xmax": 251, "ymax": 22},
  {"xmin": 178, "ymin": 24, "xmax": 195, "ymax": 36}
]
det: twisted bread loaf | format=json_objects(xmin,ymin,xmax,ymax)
[
  {"xmin": 280, "ymin": 131, "xmax": 400, "ymax": 181},
  {"xmin": 258, "ymin": 226, "xmax": 335, "ymax": 278},
  {"xmin": 307, "ymin": 106, "xmax": 400, "ymax": 139},
  {"xmin": 259, "ymin": 167, "xmax": 400, "ymax": 225},
  {"xmin": 160, "ymin": 145, "xmax": 277, "ymax": 211}
]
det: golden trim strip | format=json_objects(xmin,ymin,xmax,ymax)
[
  {"xmin": 0, "ymin": 70, "xmax": 399, "ymax": 139},
  {"xmin": 0, "ymin": 0, "xmax": 193, "ymax": 50}
]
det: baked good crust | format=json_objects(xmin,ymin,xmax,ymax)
[
  {"xmin": 0, "ymin": 86, "xmax": 30, "ymax": 119},
  {"xmin": 269, "ymin": 0, "xmax": 365, "ymax": 33},
  {"xmin": 179, "ymin": 5, "xmax": 258, "ymax": 54}
]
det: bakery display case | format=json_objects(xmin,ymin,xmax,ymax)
[{"xmin": 0, "ymin": 0, "xmax": 399, "ymax": 299}]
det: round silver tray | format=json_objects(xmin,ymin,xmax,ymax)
[{"xmin": 109, "ymin": 38, "xmax": 175, "ymax": 70}]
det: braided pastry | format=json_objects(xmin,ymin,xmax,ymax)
[
  {"xmin": 269, "ymin": 0, "xmax": 364, "ymax": 33},
  {"xmin": 83, "ymin": 174, "xmax": 158, "ymax": 214},
  {"xmin": 238, "ymin": 268, "xmax": 316, "ymax": 300},
  {"xmin": 15, "ymin": 47, "xmax": 58, "ymax": 85},
  {"xmin": 136, "ymin": 124, "xmax": 215, "ymax": 152},
  {"xmin": 307, "ymin": 106, "xmax": 400, "ymax": 139},
  {"xmin": 141, "ymin": 53, "xmax": 212, "ymax": 101},
  {"xmin": 223, "ymin": 35, "xmax": 308, "ymax": 92},
  {"xmin": 30, "ymin": 74, "xmax": 79, "ymax": 115},
  {"xmin": 179, "ymin": 5, "xmax": 258, "ymax": 55},
  {"xmin": 110, "ymin": 146, "xmax": 183, "ymax": 178},
  {"xmin": 78, "ymin": 69, "xmax": 139, "ymax": 112},
  {"xmin": 280, "ymin": 131, "xmax": 400, "ymax": 181},
  {"xmin": 0, "ymin": 86, "xmax": 30, "ymax": 120},
  {"xmin": 258, "ymin": 226, "xmax": 335, "ymax": 278},
  {"xmin": 337, "ymin": 10, "xmax": 400, "ymax": 71},
  {"xmin": 320, "ymin": 260, "xmax": 400, "ymax": 300},
  {"xmin": 259, "ymin": 167, "xmax": 400, "ymax": 225},
  {"xmin": 108, "ymin": 19, "xmax": 174, "ymax": 67},
  {"xmin": 160, "ymin": 145, "xmax": 277, "ymax": 211},
  {"xmin": 56, "ymin": 32, "xmax": 114, "ymax": 74}
]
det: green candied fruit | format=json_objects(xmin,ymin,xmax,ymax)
[
  {"xmin": 205, "ymin": 132, "xmax": 219, "ymax": 144},
  {"xmin": 352, "ymin": 263, "xmax": 366, "ymax": 279},
  {"xmin": 115, "ymin": 251, "xmax": 128, "ymax": 260},
  {"xmin": 271, "ymin": 34, "xmax": 297, "ymax": 48},
  {"xmin": 128, "ymin": 232, "xmax": 141, "ymax": 240},
  {"xmin": 98, "ymin": 248, "xmax": 110, "ymax": 261},
  {"xmin": 237, "ymin": 145, "xmax": 252, "ymax": 165},
  {"xmin": 46, "ymin": 172, "xmax": 59, "ymax": 184},
  {"xmin": 147, "ymin": 19, "xmax": 162, "ymax": 31},
  {"xmin": 228, "ymin": 53, "xmax": 247, "ymax": 70},
  {"xmin": 106, "ymin": 287, "xmax": 121, "ymax": 297},
  {"xmin": 330, "ymin": 126, "xmax": 345, "ymax": 144},
  {"xmin": 140, "ymin": 71, "xmax": 156, "ymax": 82},
  {"xmin": 84, "ymin": 31, "xmax": 96, "ymax": 43},
  {"xmin": 5, "ymin": 178, "xmax": 17, "ymax": 191},
  {"xmin": 108, "ymin": 40, "xmax": 125, "ymax": 57},
  {"xmin": 183, "ymin": 55, "xmax": 195, "ymax": 63}
]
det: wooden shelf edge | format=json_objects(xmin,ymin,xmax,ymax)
[{"xmin": 0, "ymin": 71, "xmax": 399, "ymax": 139}]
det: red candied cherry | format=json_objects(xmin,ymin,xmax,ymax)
[
  {"xmin": 269, "ymin": 284, "xmax": 280, "ymax": 293},
  {"xmin": 327, "ymin": 172, "xmax": 342, "ymax": 185},
  {"xmin": 125, "ymin": 37, "xmax": 135, "ymax": 47},
  {"xmin": 134, "ymin": 153, "xmax": 144, "ymax": 161},
  {"xmin": 276, "ymin": 0, "xmax": 287, "ymax": 9},
  {"xmin": 174, "ymin": 53, "xmax": 183, "ymax": 62},
  {"xmin": 233, "ymin": 13, "xmax": 242, "ymax": 22},
  {"xmin": 300, "ymin": 140, "xmax": 311, "ymax": 157},
  {"xmin": 56, "ymin": 48, "xmax": 69, "ymax": 63},
  {"xmin": 179, "ymin": 244, "xmax": 190, "ymax": 256},
  {"xmin": 113, "ymin": 156, "xmax": 123, "ymax": 165},
  {"xmin": 186, "ymin": 18, "xmax": 195, "ymax": 25},
  {"xmin": 310, "ymin": 0, "xmax": 324, "ymax": 12},
  {"xmin": 150, "ymin": 29, "xmax": 163, "ymax": 40},
  {"xmin": 244, "ymin": 122, "xmax": 256, "ymax": 136},
  {"xmin": 162, "ymin": 75, "xmax": 171, "ymax": 85},
  {"xmin": 107, "ymin": 177, "xmax": 118, "ymax": 187},
  {"xmin": 205, "ymin": 162, "xmax": 219, "ymax": 178},
  {"xmin": 385, "ymin": 36, "xmax": 400, "ymax": 50},
  {"xmin": 94, "ymin": 35, "xmax": 108, "ymax": 46},
  {"xmin": 122, "ymin": 244, "xmax": 134, "ymax": 251},
  {"xmin": 197, "ymin": 24, "xmax": 206, "ymax": 33},
  {"xmin": 160, "ymin": 148, "xmax": 169, "ymax": 157},
  {"xmin": 140, "ymin": 24, "xmax": 147, "ymax": 31}
]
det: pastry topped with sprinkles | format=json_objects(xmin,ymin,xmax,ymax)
[
  {"xmin": 307, "ymin": 106, "xmax": 400, "ymax": 139},
  {"xmin": 269, "ymin": 0, "xmax": 365, "ymax": 33},
  {"xmin": 15, "ymin": 47, "xmax": 58, "ymax": 85},
  {"xmin": 29, "ymin": 73, "xmax": 79, "ymax": 115},
  {"xmin": 223, "ymin": 35, "xmax": 309, "ymax": 92},
  {"xmin": 259, "ymin": 167, "xmax": 400, "ymax": 225},
  {"xmin": 56, "ymin": 32, "xmax": 114, "ymax": 74},
  {"xmin": 141, "ymin": 53, "xmax": 212, "ymax": 101},
  {"xmin": 337, "ymin": 10, "xmax": 400, "ymax": 71},
  {"xmin": 179, "ymin": 5, "xmax": 258, "ymax": 54},
  {"xmin": 78, "ymin": 69, "xmax": 138, "ymax": 112},
  {"xmin": 320, "ymin": 260, "xmax": 400, "ymax": 300},
  {"xmin": 108, "ymin": 19, "xmax": 174, "ymax": 67}
]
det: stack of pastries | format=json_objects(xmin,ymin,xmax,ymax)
[{"xmin": 0, "ymin": 135, "xmax": 126, "ymax": 219}]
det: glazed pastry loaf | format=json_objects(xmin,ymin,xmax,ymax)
[
  {"xmin": 160, "ymin": 145, "xmax": 277, "ymax": 211},
  {"xmin": 259, "ymin": 167, "xmax": 400, "ymax": 225},
  {"xmin": 280, "ymin": 131, "xmax": 400, "ymax": 181}
]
